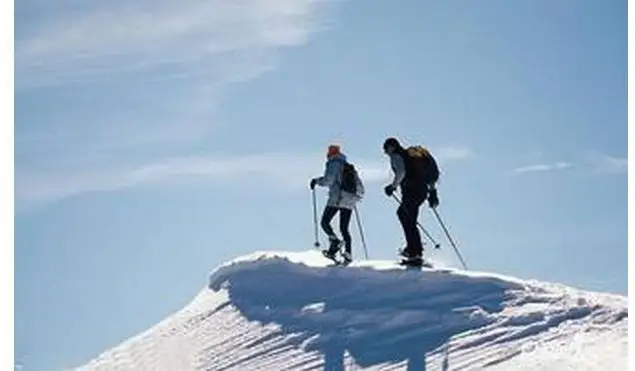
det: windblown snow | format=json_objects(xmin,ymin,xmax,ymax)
[{"xmin": 75, "ymin": 250, "xmax": 628, "ymax": 370}]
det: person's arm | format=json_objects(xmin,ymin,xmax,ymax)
[
  {"xmin": 390, "ymin": 154, "xmax": 406, "ymax": 188},
  {"xmin": 315, "ymin": 160, "xmax": 338, "ymax": 187},
  {"xmin": 356, "ymin": 173, "xmax": 365, "ymax": 198}
]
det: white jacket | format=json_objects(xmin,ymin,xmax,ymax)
[{"xmin": 315, "ymin": 153, "xmax": 364, "ymax": 210}]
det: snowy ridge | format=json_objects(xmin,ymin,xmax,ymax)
[{"xmin": 76, "ymin": 250, "xmax": 628, "ymax": 370}]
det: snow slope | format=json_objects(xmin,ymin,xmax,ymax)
[{"xmin": 75, "ymin": 250, "xmax": 628, "ymax": 370}]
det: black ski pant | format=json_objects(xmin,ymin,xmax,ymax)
[
  {"xmin": 397, "ymin": 189, "xmax": 427, "ymax": 257},
  {"xmin": 321, "ymin": 206, "xmax": 352, "ymax": 254}
]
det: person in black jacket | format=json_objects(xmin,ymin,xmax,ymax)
[{"xmin": 382, "ymin": 137, "xmax": 439, "ymax": 263}]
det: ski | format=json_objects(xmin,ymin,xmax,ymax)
[
  {"xmin": 321, "ymin": 250, "xmax": 352, "ymax": 266},
  {"xmin": 322, "ymin": 250, "xmax": 343, "ymax": 265},
  {"xmin": 398, "ymin": 257, "xmax": 434, "ymax": 268}
]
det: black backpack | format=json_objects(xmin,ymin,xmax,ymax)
[
  {"xmin": 405, "ymin": 146, "xmax": 439, "ymax": 187},
  {"xmin": 340, "ymin": 162, "xmax": 358, "ymax": 194}
]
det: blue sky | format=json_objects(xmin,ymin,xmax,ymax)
[{"xmin": 14, "ymin": 0, "xmax": 627, "ymax": 370}]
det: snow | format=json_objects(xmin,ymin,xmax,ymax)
[{"xmin": 74, "ymin": 250, "xmax": 628, "ymax": 370}]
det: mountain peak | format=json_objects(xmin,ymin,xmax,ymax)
[{"xmin": 77, "ymin": 250, "xmax": 628, "ymax": 370}]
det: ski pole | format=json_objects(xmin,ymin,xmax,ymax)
[
  {"xmin": 391, "ymin": 194, "xmax": 441, "ymax": 249},
  {"xmin": 431, "ymin": 208, "xmax": 468, "ymax": 270},
  {"xmin": 353, "ymin": 205, "xmax": 369, "ymax": 260},
  {"xmin": 312, "ymin": 189, "xmax": 320, "ymax": 247}
]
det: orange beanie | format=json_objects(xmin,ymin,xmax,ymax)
[{"xmin": 327, "ymin": 144, "xmax": 341, "ymax": 157}]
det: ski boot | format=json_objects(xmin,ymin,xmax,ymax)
[
  {"xmin": 398, "ymin": 247, "xmax": 428, "ymax": 267},
  {"xmin": 399, "ymin": 254, "xmax": 434, "ymax": 268},
  {"xmin": 398, "ymin": 244, "xmax": 425, "ymax": 258},
  {"xmin": 322, "ymin": 238, "xmax": 343, "ymax": 264},
  {"xmin": 340, "ymin": 250, "xmax": 353, "ymax": 266},
  {"xmin": 397, "ymin": 246, "xmax": 410, "ymax": 258},
  {"xmin": 400, "ymin": 255, "xmax": 424, "ymax": 266}
]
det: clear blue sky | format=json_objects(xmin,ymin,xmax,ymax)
[{"xmin": 15, "ymin": 0, "xmax": 627, "ymax": 370}]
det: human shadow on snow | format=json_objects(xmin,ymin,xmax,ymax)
[{"xmin": 209, "ymin": 258, "xmax": 519, "ymax": 370}]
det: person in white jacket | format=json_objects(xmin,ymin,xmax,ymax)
[{"xmin": 310, "ymin": 144, "xmax": 364, "ymax": 263}]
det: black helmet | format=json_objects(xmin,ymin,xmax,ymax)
[{"xmin": 383, "ymin": 137, "xmax": 401, "ymax": 152}]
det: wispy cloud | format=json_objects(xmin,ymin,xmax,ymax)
[
  {"xmin": 16, "ymin": 146, "xmax": 474, "ymax": 207},
  {"xmin": 17, "ymin": 2, "xmax": 482, "ymax": 210},
  {"xmin": 16, "ymin": 153, "xmax": 320, "ymax": 205},
  {"xmin": 513, "ymin": 162, "xmax": 572, "ymax": 174},
  {"xmin": 15, "ymin": 0, "xmax": 342, "ymax": 177},
  {"xmin": 512, "ymin": 153, "xmax": 627, "ymax": 175},
  {"xmin": 16, "ymin": 0, "xmax": 335, "ymax": 87},
  {"xmin": 589, "ymin": 154, "xmax": 627, "ymax": 174},
  {"xmin": 434, "ymin": 146, "xmax": 474, "ymax": 164}
]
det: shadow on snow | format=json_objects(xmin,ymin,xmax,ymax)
[{"xmin": 209, "ymin": 258, "xmax": 521, "ymax": 370}]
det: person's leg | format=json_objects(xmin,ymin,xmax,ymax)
[
  {"xmin": 320, "ymin": 206, "xmax": 338, "ymax": 237},
  {"xmin": 397, "ymin": 191, "xmax": 425, "ymax": 257},
  {"xmin": 338, "ymin": 208, "xmax": 353, "ymax": 257},
  {"xmin": 321, "ymin": 206, "xmax": 341, "ymax": 253}
]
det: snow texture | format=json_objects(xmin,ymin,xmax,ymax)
[{"xmin": 75, "ymin": 250, "xmax": 628, "ymax": 370}]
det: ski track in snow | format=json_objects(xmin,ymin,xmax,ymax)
[{"xmin": 75, "ymin": 250, "xmax": 628, "ymax": 371}]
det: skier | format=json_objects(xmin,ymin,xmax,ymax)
[
  {"xmin": 382, "ymin": 137, "xmax": 440, "ymax": 265},
  {"xmin": 310, "ymin": 144, "xmax": 365, "ymax": 264}
]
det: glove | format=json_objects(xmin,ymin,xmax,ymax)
[
  {"xmin": 310, "ymin": 178, "xmax": 317, "ymax": 190},
  {"xmin": 428, "ymin": 188, "xmax": 439, "ymax": 208},
  {"xmin": 384, "ymin": 184, "xmax": 396, "ymax": 197}
]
